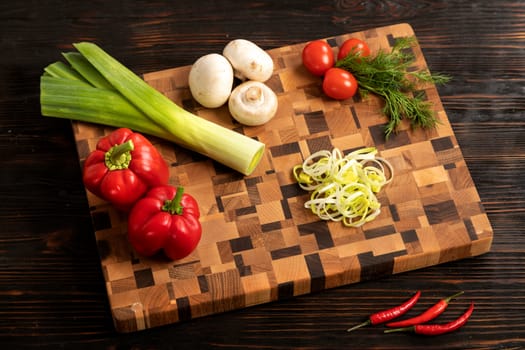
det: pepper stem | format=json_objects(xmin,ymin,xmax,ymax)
[
  {"xmin": 162, "ymin": 186, "xmax": 185, "ymax": 215},
  {"xmin": 444, "ymin": 291, "xmax": 464, "ymax": 304},
  {"xmin": 384, "ymin": 326, "xmax": 414, "ymax": 334},
  {"xmin": 104, "ymin": 139, "xmax": 134, "ymax": 170},
  {"xmin": 346, "ymin": 319, "xmax": 371, "ymax": 332}
]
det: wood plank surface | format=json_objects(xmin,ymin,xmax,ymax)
[{"xmin": 1, "ymin": 0, "xmax": 524, "ymax": 348}]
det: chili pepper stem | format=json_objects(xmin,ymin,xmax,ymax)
[
  {"xmin": 384, "ymin": 326, "xmax": 414, "ymax": 334},
  {"xmin": 105, "ymin": 139, "xmax": 134, "ymax": 170},
  {"xmin": 346, "ymin": 319, "xmax": 371, "ymax": 332},
  {"xmin": 444, "ymin": 291, "xmax": 464, "ymax": 303},
  {"xmin": 162, "ymin": 186, "xmax": 185, "ymax": 215}
]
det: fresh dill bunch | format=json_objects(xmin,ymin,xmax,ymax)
[{"xmin": 335, "ymin": 36, "xmax": 451, "ymax": 138}]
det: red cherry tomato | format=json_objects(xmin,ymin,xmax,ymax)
[
  {"xmin": 322, "ymin": 67, "xmax": 358, "ymax": 100},
  {"xmin": 302, "ymin": 40, "xmax": 335, "ymax": 76},
  {"xmin": 337, "ymin": 38, "xmax": 371, "ymax": 60}
]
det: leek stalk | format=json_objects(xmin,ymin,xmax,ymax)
[
  {"xmin": 62, "ymin": 52, "xmax": 114, "ymax": 90},
  {"xmin": 44, "ymin": 61, "xmax": 88, "ymax": 82},
  {"xmin": 41, "ymin": 76, "xmax": 174, "ymax": 140},
  {"xmin": 40, "ymin": 42, "xmax": 265, "ymax": 175}
]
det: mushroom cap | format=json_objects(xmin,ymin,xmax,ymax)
[
  {"xmin": 188, "ymin": 53, "xmax": 234, "ymax": 108},
  {"xmin": 223, "ymin": 39, "xmax": 274, "ymax": 82}
]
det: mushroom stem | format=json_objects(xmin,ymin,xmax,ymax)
[
  {"xmin": 228, "ymin": 81, "xmax": 278, "ymax": 126},
  {"xmin": 244, "ymin": 86, "xmax": 264, "ymax": 105}
]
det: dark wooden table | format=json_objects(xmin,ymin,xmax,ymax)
[{"xmin": 2, "ymin": 1, "xmax": 524, "ymax": 349}]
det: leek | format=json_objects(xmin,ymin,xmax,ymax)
[
  {"xmin": 293, "ymin": 148, "xmax": 394, "ymax": 227},
  {"xmin": 62, "ymin": 52, "xmax": 114, "ymax": 90},
  {"xmin": 41, "ymin": 76, "xmax": 174, "ymax": 140},
  {"xmin": 40, "ymin": 42, "xmax": 265, "ymax": 175},
  {"xmin": 44, "ymin": 61, "xmax": 88, "ymax": 82}
]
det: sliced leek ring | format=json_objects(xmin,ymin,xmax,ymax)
[{"xmin": 293, "ymin": 147, "xmax": 393, "ymax": 227}]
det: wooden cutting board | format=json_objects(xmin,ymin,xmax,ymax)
[{"xmin": 71, "ymin": 23, "xmax": 493, "ymax": 333}]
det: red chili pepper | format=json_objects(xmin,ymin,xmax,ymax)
[
  {"xmin": 128, "ymin": 185, "xmax": 202, "ymax": 261},
  {"xmin": 385, "ymin": 302, "xmax": 474, "ymax": 336},
  {"xmin": 385, "ymin": 290, "xmax": 464, "ymax": 328},
  {"xmin": 347, "ymin": 291, "xmax": 421, "ymax": 332},
  {"xmin": 83, "ymin": 128, "xmax": 169, "ymax": 211}
]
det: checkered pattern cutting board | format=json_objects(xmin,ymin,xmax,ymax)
[{"xmin": 72, "ymin": 23, "xmax": 493, "ymax": 333}]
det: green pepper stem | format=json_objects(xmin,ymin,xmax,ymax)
[
  {"xmin": 384, "ymin": 326, "xmax": 414, "ymax": 334},
  {"xmin": 104, "ymin": 139, "xmax": 134, "ymax": 170},
  {"xmin": 162, "ymin": 187, "xmax": 185, "ymax": 215},
  {"xmin": 346, "ymin": 319, "xmax": 371, "ymax": 332},
  {"xmin": 444, "ymin": 291, "xmax": 464, "ymax": 304}
]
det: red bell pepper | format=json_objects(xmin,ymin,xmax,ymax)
[
  {"xmin": 127, "ymin": 185, "xmax": 202, "ymax": 260},
  {"xmin": 82, "ymin": 128, "xmax": 169, "ymax": 211}
]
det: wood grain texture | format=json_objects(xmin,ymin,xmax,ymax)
[{"xmin": 1, "ymin": 0, "xmax": 524, "ymax": 348}]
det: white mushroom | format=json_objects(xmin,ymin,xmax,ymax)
[
  {"xmin": 188, "ymin": 53, "xmax": 234, "ymax": 108},
  {"xmin": 228, "ymin": 81, "xmax": 278, "ymax": 126},
  {"xmin": 223, "ymin": 39, "xmax": 274, "ymax": 82}
]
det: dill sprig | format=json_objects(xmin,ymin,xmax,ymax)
[{"xmin": 335, "ymin": 36, "xmax": 451, "ymax": 138}]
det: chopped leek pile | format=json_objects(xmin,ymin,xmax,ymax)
[
  {"xmin": 293, "ymin": 148, "xmax": 394, "ymax": 227},
  {"xmin": 40, "ymin": 42, "xmax": 266, "ymax": 175}
]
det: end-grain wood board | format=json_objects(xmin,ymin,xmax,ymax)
[{"xmin": 71, "ymin": 23, "xmax": 493, "ymax": 333}]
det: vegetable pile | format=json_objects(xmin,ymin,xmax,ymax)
[
  {"xmin": 84, "ymin": 128, "xmax": 202, "ymax": 261},
  {"xmin": 40, "ymin": 39, "xmax": 280, "ymax": 260},
  {"xmin": 293, "ymin": 147, "xmax": 393, "ymax": 227},
  {"xmin": 302, "ymin": 37, "xmax": 451, "ymax": 138},
  {"xmin": 40, "ymin": 42, "xmax": 265, "ymax": 176},
  {"xmin": 189, "ymin": 39, "xmax": 278, "ymax": 126},
  {"xmin": 347, "ymin": 290, "xmax": 475, "ymax": 336}
]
